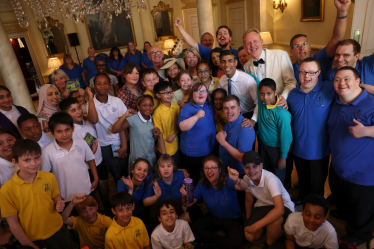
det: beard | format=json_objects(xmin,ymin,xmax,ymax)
[{"xmin": 218, "ymin": 41, "xmax": 230, "ymax": 48}]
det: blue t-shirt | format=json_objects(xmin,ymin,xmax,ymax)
[
  {"xmin": 83, "ymin": 57, "xmax": 98, "ymax": 83},
  {"xmin": 59, "ymin": 64, "xmax": 86, "ymax": 88},
  {"xmin": 219, "ymin": 114, "xmax": 255, "ymax": 174},
  {"xmin": 194, "ymin": 177, "xmax": 242, "ymax": 219},
  {"xmin": 326, "ymin": 54, "xmax": 374, "ymax": 85},
  {"xmin": 117, "ymin": 173, "xmax": 153, "ymax": 215},
  {"xmin": 288, "ymin": 81, "xmax": 336, "ymax": 160},
  {"xmin": 327, "ymin": 88, "xmax": 374, "ymax": 186},
  {"xmin": 293, "ymin": 47, "xmax": 333, "ymax": 86},
  {"xmin": 143, "ymin": 171, "xmax": 185, "ymax": 203},
  {"xmin": 108, "ymin": 57, "xmax": 126, "ymax": 74},
  {"xmin": 178, "ymin": 100, "xmax": 216, "ymax": 157},
  {"xmin": 125, "ymin": 51, "xmax": 143, "ymax": 70},
  {"xmin": 197, "ymin": 43, "xmax": 241, "ymax": 69},
  {"xmin": 141, "ymin": 52, "xmax": 153, "ymax": 68}
]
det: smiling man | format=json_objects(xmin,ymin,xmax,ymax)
[
  {"xmin": 327, "ymin": 66, "xmax": 374, "ymax": 246},
  {"xmin": 218, "ymin": 50, "xmax": 258, "ymax": 128},
  {"xmin": 243, "ymin": 29, "xmax": 296, "ymax": 99},
  {"xmin": 200, "ymin": 32, "xmax": 214, "ymax": 49},
  {"xmin": 148, "ymin": 46, "xmax": 164, "ymax": 72},
  {"xmin": 326, "ymin": 39, "xmax": 374, "ymax": 85},
  {"xmin": 216, "ymin": 95, "xmax": 255, "ymax": 175}
]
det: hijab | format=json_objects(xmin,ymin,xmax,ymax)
[{"xmin": 37, "ymin": 84, "xmax": 59, "ymax": 117}]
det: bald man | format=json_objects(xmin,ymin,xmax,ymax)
[{"xmin": 148, "ymin": 46, "xmax": 164, "ymax": 72}]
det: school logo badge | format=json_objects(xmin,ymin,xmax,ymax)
[
  {"xmin": 112, "ymin": 107, "xmax": 117, "ymax": 113},
  {"xmin": 99, "ymin": 227, "xmax": 107, "ymax": 235},
  {"xmin": 134, "ymin": 229, "xmax": 142, "ymax": 237},
  {"xmin": 42, "ymin": 182, "xmax": 51, "ymax": 192},
  {"xmin": 76, "ymin": 146, "xmax": 84, "ymax": 155},
  {"xmin": 266, "ymin": 114, "xmax": 274, "ymax": 124}
]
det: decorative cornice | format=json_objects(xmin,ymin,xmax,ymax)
[
  {"xmin": 181, "ymin": 0, "xmax": 216, "ymax": 9},
  {"xmin": 3, "ymin": 22, "xmax": 27, "ymax": 34}
]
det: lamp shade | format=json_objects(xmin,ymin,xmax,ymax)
[
  {"xmin": 164, "ymin": 39, "xmax": 174, "ymax": 50},
  {"xmin": 48, "ymin": 57, "xmax": 62, "ymax": 69},
  {"xmin": 260, "ymin": 32, "xmax": 273, "ymax": 45}
]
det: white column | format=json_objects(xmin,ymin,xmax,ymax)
[
  {"xmin": 0, "ymin": 19, "xmax": 36, "ymax": 113},
  {"xmin": 196, "ymin": 0, "xmax": 215, "ymax": 40}
]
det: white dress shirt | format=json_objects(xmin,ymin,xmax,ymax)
[{"xmin": 254, "ymin": 50, "xmax": 266, "ymax": 81}]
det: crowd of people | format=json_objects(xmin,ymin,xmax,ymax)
[{"xmin": 1, "ymin": 0, "xmax": 374, "ymax": 248}]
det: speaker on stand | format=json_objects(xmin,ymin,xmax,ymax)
[{"xmin": 67, "ymin": 33, "xmax": 81, "ymax": 65}]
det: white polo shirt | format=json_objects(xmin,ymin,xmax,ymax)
[
  {"xmin": 219, "ymin": 70, "xmax": 258, "ymax": 120},
  {"xmin": 73, "ymin": 119, "xmax": 103, "ymax": 166},
  {"xmin": 37, "ymin": 131, "xmax": 54, "ymax": 149},
  {"xmin": 151, "ymin": 219, "xmax": 195, "ymax": 249},
  {"xmin": 244, "ymin": 169, "xmax": 294, "ymax": 212},
  {"xmin": 284, "ymin": 212, "xmax": 338, "ymax": 249},
  {"xmin": 41, "ymin": 138, "xmax": 95, "ymax": 202},
  {"xmin": 92, "ymin": 95, "xmax": 127, "ymax": 146}
]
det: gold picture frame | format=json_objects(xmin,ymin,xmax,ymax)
[
  {"xmin": 84, "ymin": 12, "xmax": 136, "ymax": 52},
  {"xmin": 151, "ymin": 1, "xmax": 177, "ymax": 41},
  {"xmin": 301, "ymin": 0, "xmax": 325, "ymax": 22}
]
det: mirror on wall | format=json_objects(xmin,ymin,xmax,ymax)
[
  {"xmin": 39, "ymin": 17, "xmax": 69, "ymax": 57},
  {"xmin": 151, "ymin": 1, "xmax": 176, "ymax": 41}
]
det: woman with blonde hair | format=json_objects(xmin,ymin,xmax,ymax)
[
  {"xmin": 51, "ymin": 69, "xmax": 70, "ymax": 100},
  {"xmin": 183, "ymin": 48, "xmax": 201, "ymax": 84},
  {"xmin": 124, "ymin": 41, "xmax": 143, "ymax": 69},
  {"xmin": 59, "ymin": 53, "xmax": 86, "ymax": 88}
]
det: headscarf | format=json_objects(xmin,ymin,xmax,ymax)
[
  {"xmin": 37, "ymin": 84, "xmax": 59, "ymax": 117},
  {"xmin": 95, "ymin": 53, "xmax": 109, "ymax": 65}
]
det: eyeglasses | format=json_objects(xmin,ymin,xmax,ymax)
[
  {"xmin": 203, "ymin": 167, "xmax": 219, "ymax": 172},
  {"xmin": 149, "ymin": 51, "xmax": 162, "ymax": 56},
  {"xmin": 292, "ymin": 41, "xmax": 309, "ymax": 50},
  {"xmin": 159, "ymin": 91, "xmax": 173, "ymax": 95},
  {"xmin": 194, "ymin": 90, "xmax": 207, "ymax": 94},
  {"xmin": 299, "ymin": 70, "xmax": 320, "ymax": 76},
  {"xmin": 197, "ymin": 70, "xmax": 210, "ymax": 75}
]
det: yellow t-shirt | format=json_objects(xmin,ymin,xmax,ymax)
[
  {"xmin": 153, "ymin": 103, "xmax": 180, "ymax": 155},
  {"xmin": 0, "ymin": 170, "xmax": 63, "ymax": 241},
  {"xmin": 214, "ymin": 107, "xmax": 226, "ymax": 133},
  {"xmin": 144, "ymin": 89, "xmax": 159, "ymax": 109},
  {"xmin": 105, "ymin": 216, "xmax": 149, "ymax": 249},
  {"xmin": 68, "ymin": 213, "xmax": 112, "ymax": 249}
]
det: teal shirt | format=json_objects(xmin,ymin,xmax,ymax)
[{"xmin": 245, "ymin": 72, "xmax": 293, "ymax": 158}]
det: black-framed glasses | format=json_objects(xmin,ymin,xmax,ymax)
[
  {"xmin": 149, "ymin": 51, "xmax": 162, "ymax": 56},
  {"xmin": 197, "ymin": 70, "xmax": 210, "ymax": 75},
  {"xmin": 299, "ymin": 70, "xmax": 319, "ymax": 76},
  {"xmin": 203, "ymin": 167, "xmax": 219, "ymax": 172},
  {"xmin": 159, "ymin": 91, "xmax": 173, "ymax": 95},
  {"xmin": 292, "ymin": 41, "xmax": 309, "ymax": 50}
]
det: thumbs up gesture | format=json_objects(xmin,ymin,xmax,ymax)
[{"xmin": 348, "ymin": 119, "xmax": 367, "ymax": 138}]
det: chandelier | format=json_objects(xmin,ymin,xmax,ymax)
[{"xmin": 9, "ymin": 0, "xmax": 147, "ymax": 28}]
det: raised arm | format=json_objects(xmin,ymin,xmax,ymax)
[
  {"xmin": 179, "ymin": 110, "xmax": 205, "ymax": 131},
  {"xmin": 85, "ymin": 87, "xmax": 98, "ymax": 124},
  {"xmin": 325, "ymin": 0, "xmax": 351, "ymax": 58},
  {"xmin": 216, "ymin": 131, "xmax": 244, "ymax": 162},
  {"xmin": 174, "ymin": 17, "xmax": 199, "ymax": 51},
  {"xmin": 61, "ymin": 194, "xmax": 86, "ymax": 227}
]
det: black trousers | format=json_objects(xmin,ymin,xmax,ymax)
[
  {"xmin": 258, "ymin": 143, "xmax": 286, "ymax": 184},
  {"xmin": 101, "ymin": 144, "xmax": 128, "ymax": 184},
  {"xmin": 191, "ymin": 213, "xmax": 244, "ymax": 249},
  {"xmin": 293, "ymin": 155, "xmax": 329, "ymax": 199},
  {"xmin": 180, "ymin": 153, "xmax": 208, "ymax": 185},
  {"xmin": 330, "ymin": 166, "xmax": 374, "ymax": 240},
  {"xmin": 33, "ymin": 225, "xmax": 68, "ymax": 249}
]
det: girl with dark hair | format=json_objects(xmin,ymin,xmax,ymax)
[
  {"xmin": 141, "ymin": 41, "xmax": 153, "ymax": 68},
  {"xmin": 196, "ymin": 60, "xmax": 219, "ymax": 93},
  {"xmin": 59, "ymin": 53, "xmax": 86, "ymax": 88},
  {"xmin": 124, "ymin": 41, "xmax": 143, "ymax": 69},
  {"xmin": 210, "ymin": 47, "xmax": 225, "ymax": 78},
  {"xmin": 108, "ymin": 47, "xmax": 125, "ymax": 86},
  {"xmin": 180, "ymin": 155, "xmax": 248, "ymax": 249},
  {"xmin": 0, "ymin": 86, "xmax": 29, "ymax": 139},
  {"xmin": 115, "ymin": 62, "xmax": 145, "ymax": 111},
  {"xmin": 211, "ymin": 88, "xmax": 227, "ymax": 133}
]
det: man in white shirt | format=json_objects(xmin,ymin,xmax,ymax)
[
  {"xmin": 218, "ymin": 50, "xmax": 258, "ymax": 128},
  {"xmin": 243, "ymin": 29, "xmax": 296, "ymax": 99}
]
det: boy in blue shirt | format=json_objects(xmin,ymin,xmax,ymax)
[{"xmin": 257, "ymin": 78, "xmax": 292, "ymax": 184}]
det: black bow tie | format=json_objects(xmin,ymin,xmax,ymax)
[{"xmin": 253, "ymin": 58, "xmax": 265, "ymax": 67}]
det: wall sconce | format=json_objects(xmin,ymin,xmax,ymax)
[
  {"xmin": 260, "ymin": 32, "xmax": 273, "ymax": 48},
  {"xmin": 273, "ymin": 0, "xmax": 287, "ymax": 13},
  {"xmin": 48, "ymin": 57, "xmax": 62, "ymax": 69}
]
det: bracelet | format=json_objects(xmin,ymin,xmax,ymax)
[
  {"xmin": 235, "ymin": 178, "xmax": 241, "ymax": 185},
  {"xmin": 337, "ymin": 15, "xmax": 347, "ymax": 19}
]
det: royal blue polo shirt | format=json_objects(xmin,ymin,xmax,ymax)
[
  {"xmin": 108, "ymin": 57, "xmax": 126, "ymax": 74},
  {"xmin": 219, "ymin": 114, "xmax": 255, "ymax": 174},
  {"xmin": 178, "ymin": 100, "xmax": 216, "ymax": 157},
  {"xmin": 117, "ymin": 173, "xmax": 153, "ymax": 215},
  {"xmin": 59, "ymin": 64, "xmax": 86, "ymax": 88},
  {"xmin": 143, "ymin": 171, "xmax": 184, "ymax": 203},
  {"xmin": 293, "ymin": 47, "xmax": 333, "ymax": 85},
  {"xmin": 194, "ymin": 177, "xmax": 242, "ymax": 219},
  {"xmin": 287, "ymin": 81, "xmax": 336, "ymax": 160},
  {"xmin": 141, "ymin": 52, "xmax": 153, "ymax": 68},
  {"xmin": 83, "ymin": 57, "xmax": 98, "ymax": 83},
  {"xmin": 327, "ymin": 88, "xmax": 374, "ymax": 186},
  {"xmin": 326, "ymin": 54, "xmax": 374, "ymax": 85},
  {"xmin": 124, "ymin": 51, "xmax": 143, "ymax": 70},
  {"xmin": 197, "ymin": 43, "xmax": 241, "ymax": 69}
]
